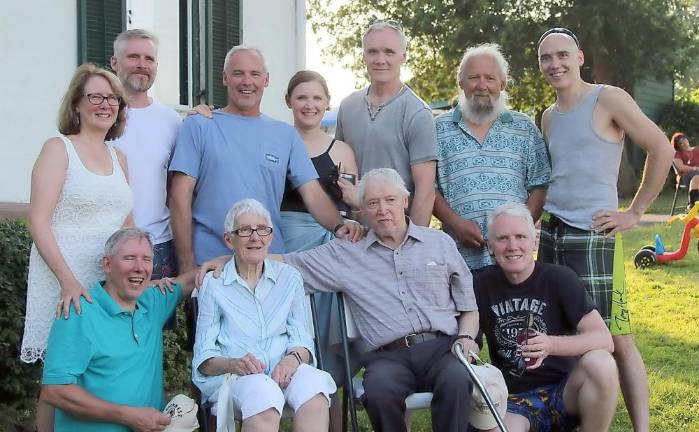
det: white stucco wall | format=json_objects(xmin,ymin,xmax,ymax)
[
  {"xmin": 0, "ymin": 0, "xmax": 305, "ymax": 204},
  {"xmin": 242, "ymin": 0, "xmax": 306, "ymax": 123},
  {"xmin": 0, "ymin": 2, "xmax": 77, "ymax": 203}
]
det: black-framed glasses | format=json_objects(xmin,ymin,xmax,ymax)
[
  {"xmin": 537, "ymin": 27, "xmax": 580, "ymax": 48},
  {"xmin": 230, "ymin": 226, "xmax": 273, "ymax": 237},
  {"xmin": 84, "ymin": 93, "xmax": 121, "ymax": 106}
]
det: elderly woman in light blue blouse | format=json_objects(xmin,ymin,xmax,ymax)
[{"xmin": 193, "ymin": 198, "xmax": 336, "ymax": 431}]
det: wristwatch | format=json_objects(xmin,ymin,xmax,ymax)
[{"xmin": 333, "ymin": 223, "xmax": 345, "ymax": 234}]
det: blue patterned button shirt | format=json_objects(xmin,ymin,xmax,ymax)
[
  {"xmin": 192, "ymin": 258, "xmax": 315, "ymax": 402},
  {"xmin": 436, "ymin": 106, "xmax": 551, "ymax": 270}
]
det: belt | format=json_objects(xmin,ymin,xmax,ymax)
[{"xmin": 380, "ymin": 331, "xmax": 441, "ymax": 351}]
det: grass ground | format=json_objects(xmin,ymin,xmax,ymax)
[{"xmin": 320, "ymin": 205, "xmax": 698, "ymax": 431}]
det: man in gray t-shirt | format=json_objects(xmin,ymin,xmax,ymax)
[{"xmin": 336, "ymin": 21, "xmax": 437, "ymax": 226}]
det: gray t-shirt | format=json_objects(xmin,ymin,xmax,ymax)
[{"xmin": 335, "ymin": 86, "xmax": 437, "ymax": 192}]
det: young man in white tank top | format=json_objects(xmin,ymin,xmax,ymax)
[{"xmin": 536, "ymin": 28, "xmax": 673, "ymax": 432}]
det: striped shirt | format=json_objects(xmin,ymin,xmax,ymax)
[
  {"xmin": 285, "ymin": 221, "xmax": 476, "ymax": 350},
  {"xmin": 192, "ymin": 258, "xmax": 314, "ymax": 402},
  {"xmin": 436, "ymin": 107, "xmax": 551, "ymax": 269}
]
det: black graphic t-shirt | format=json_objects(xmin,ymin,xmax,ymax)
[{"xmin": 474, "ymin": 262, "xmax": 596, "ymax": 394}]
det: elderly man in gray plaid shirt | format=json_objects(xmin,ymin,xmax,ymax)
[{"xmin": 284, "ymin": 167, "xmax": 479, "ymax": 432}]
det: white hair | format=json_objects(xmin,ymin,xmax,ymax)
[
  {"xmin": 357, "ymin": 168, "xmax": 410, "ymax": 204},
  {"xmin": 362, "ymin": 21, "xmax": 408, "ymax": 53},
  {"xmin": 456, "ymin": 43, "xmax": 510, "ymax": 87},
  {"xmin": 113, "ymin": 29, "xmax": 159, "ymax": 57},
  {"xmin": 104, "ymin": 228, "xmax": 153, "ymax": 258},
  {"xmin": 486, "ymin": 202, "xmax": 536, "ymax": 239},
  {"xmin": 223, "ymin": 45, "xmax": 268, "ymax": 72},
  {"xmin": 224, "ymin": 199, "xmax": 272, "ymax": 233}
]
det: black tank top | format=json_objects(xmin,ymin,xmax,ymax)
[{"xmin": 281, "ymin": 140, "xmax": 344, "ymax": 213}]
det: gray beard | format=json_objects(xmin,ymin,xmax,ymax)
[
  {"xmin": 121, "ymin": 73, "xmax": 153, "ymax": 94},
  {"xmin": 458, "ymin": 90, "xmax": 508, "ymax": 125}
]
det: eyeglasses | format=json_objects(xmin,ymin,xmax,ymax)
[
  {"xmin": 84, "ymin": 93, "xmax": 122, "ymax": 106},
  {"xmin": 537, "ymin": 27, "xmax": 580, "ymax": 48},
  {"xmin": 230, "ymin": 226, "xmax": 273, "ymax": 237}
]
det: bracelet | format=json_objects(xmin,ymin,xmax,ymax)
[
  {"xmin": 332, "ymin": 223, "xmax": 344, "ymax": 234},
  {"xmin": 288, "ymin": 351, "xmax": 303, "ymax": 366},
  {"xmin": 455, "ymin": 334, "xmax": 475, "ymax": 341}
]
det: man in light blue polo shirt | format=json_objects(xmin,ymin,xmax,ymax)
[
  {"xmin": 434, "ymin": 43, "xmax": 550, "ymax": 272},
  {"xmin": 40, "ymin": 228, "xmax": 197, "ymax": 431},
  {"xmin": 169, "ymin": 46, "xmax": 356, "ymax": 272}
]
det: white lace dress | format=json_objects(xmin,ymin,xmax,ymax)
[{"xmin": 20, "ymin": 136, "xmax": 133, "ymax": 363}]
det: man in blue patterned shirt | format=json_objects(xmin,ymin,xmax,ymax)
[{"xmin": 434, "ymin": 43, "xmax": 551, "ymax": 272}]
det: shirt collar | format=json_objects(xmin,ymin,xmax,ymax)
[
  {"xmin": 363, "ymin": 218, "xmax": 425, "ymax": 250},
  {"xmin": 92, "ymin": 282, "xmax": 136, "ymax": 316},
  {"xmin": 221, "ymin": 256, "xmax": 277, "ymax": 286}
]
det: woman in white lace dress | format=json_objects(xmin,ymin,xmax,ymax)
[{"xmin": 22, "ymin": 64, "xmax": 133, "ymax": 366}]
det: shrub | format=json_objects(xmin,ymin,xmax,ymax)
[
  {"xmin": 659, "ymin": 97, "xmax": 699, "ymax": 143},
  {"xmin": 0, "ymin": 219, "xmax": 41, "ymax": 429},
  {"xmin": 0, "ymin": 218, "xmax": 192, "ymax": 429}
]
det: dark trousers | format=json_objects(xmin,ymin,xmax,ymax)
[
  {"xmin": 152, "ymin": 240, "xmax": 178, "ymax": 330},
  {"xmin": 361, "ymin": 335, "xmax": 473, "ymax": 432}
]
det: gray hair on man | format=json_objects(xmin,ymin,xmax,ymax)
[
  {"xmin": 223, "ymin": 45, "xmax": 268, "ymax": 73},
  {"xmin": 357, "ymin": 168, "xmax": 410, "ymax": 204},
  {"xmin": 362, "ymin": 20, "xmax": 408, "ymax": 53},
  {"xmin": 456, "ymin": 43, "xmax": 510, "ymax": 87},
  {"xmin": 113, "ymin": 28, "xmax": 159, "ymax": 57},
  {"xmin": 486, "ymin": 202, "xmax": 537, "ymax": 239},
  {"xmin": 104, "ymin": 228, "xmax": 154, "ymax": 258},
  {"xmin": 224, "ymin": 198, "xmax": 273, "ymax": 233}
]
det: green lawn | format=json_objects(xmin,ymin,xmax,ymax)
[{"xmin": 328, "ymin": 218, "xmax": 698, "ymax": 431}]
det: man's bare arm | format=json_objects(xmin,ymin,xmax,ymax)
[
  {"xmin": 526, "ymin": 187, "xmax": 548, "ymax": 223},
  {"xmin": 169, "ymin": 172, "xmax": 197, "ymax": 272},
  {"xmin": 297, "ymin": 180, "xmax": 344, "ymax": 231},
  {"xmin": 433, "ymin": 191, "xmax": 483, "ymax": 248},
  {"xmin": 591, "ymin": 87, "xmax": 674, "ymax": 234},
  {"xmin": 409, "ymin": 161, "xmax": 437, "ymax": 226},
  {"xmin": 41, "ymin": 385, "xmax": 170, "ymax": 430}
]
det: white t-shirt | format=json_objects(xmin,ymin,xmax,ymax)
[{"xmin": 112, "ymin": 101, "xmax": 182, "ymax": 244}]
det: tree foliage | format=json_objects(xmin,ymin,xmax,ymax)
[{"xmin": 308, "ymin": 0, "xmax": 698, "ymax": 115}]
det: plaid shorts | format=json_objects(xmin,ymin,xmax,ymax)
[
  {"xmin": 507, "ymin": 379, "xmax": 579, "ymax": 431},
  {"xmin": 538, "ymin": 211, "xmax": 631, "ymax": 336}
]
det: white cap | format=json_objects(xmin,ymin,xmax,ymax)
[
  {"xmin": 468, "ymin": 364, "xmax": 508, "ymax": 430},
  {"xmin": 163, "ymin": 394, "xmax": 199, "ymax": 432}
]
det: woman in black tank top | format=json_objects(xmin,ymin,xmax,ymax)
[{"xmin": 279, "ymin": 71, "xmax": 361, "ymax": 431}]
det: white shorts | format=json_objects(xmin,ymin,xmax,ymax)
[{"xmin": 214, "ymin": 364, "xmax": 337, "ymax": 420}]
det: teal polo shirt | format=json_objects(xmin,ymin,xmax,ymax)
[{"xmin": 42, "ymin": 282, "xmax": 182, "ymax": 432}]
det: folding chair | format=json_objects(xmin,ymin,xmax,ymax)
[
  {"xmin": 335, "ymin": 292, "xmax": 433, "ymax": 432},
  {"xmin": 187, "ymin": 292, "xmax": 324, "ymax": 432},
  {"xmin": 670, "ymin": 161, "xmax": 689, "ymax": 216}
]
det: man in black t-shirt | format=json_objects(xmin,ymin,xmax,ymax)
[{"xmin": 474, "ymin": 202, "xmax": 618, "ymax": 431}]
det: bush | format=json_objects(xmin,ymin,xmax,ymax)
[
  {"xmin": 0, "ymin": 219, "xmax": 41, "ymax": 429},
  {"xmin": 0, "ymin": 219, "xmax": 192, "ymax": 429},
  {"xmin": 659, "ymin": 97, "xmax": 699, "ymax": 143}
]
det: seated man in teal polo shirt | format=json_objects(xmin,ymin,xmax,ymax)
[{"xmin": 40, "ymin": 227, "xmax": 197, "ymax": 431}]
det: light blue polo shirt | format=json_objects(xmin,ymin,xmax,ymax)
[
  {"xmin": 169, "ymin": 111, "xmax": 318, "ymax": 262},
  {"xmin": 42, "ymin": 282, "xmax": 182, "ymax": 432},
  {"xmin": 435, "ymin": 106, "xmax": 551, "ymax": 270}
]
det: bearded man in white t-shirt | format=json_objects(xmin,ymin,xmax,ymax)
[{"xmin": 110, "ymin": 29, "xmax": 182, "ymax": 281}]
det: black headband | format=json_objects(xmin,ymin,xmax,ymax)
[{"xmin": 537, "ymin": 27, "xmax": 580, "ymax": 48}]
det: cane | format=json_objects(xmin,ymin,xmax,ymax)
[{"xmin": 452, "ymin": 342, "xmax": 510, "ymax": 432}]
